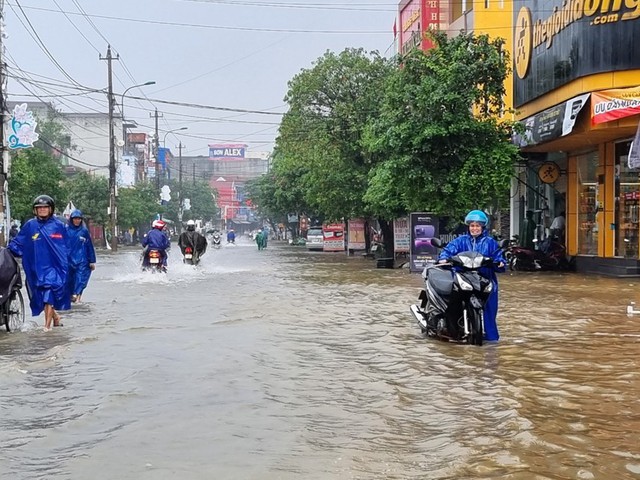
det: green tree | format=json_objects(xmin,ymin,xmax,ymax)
[
  {"xmin": 8, "ymin": 149, "xmax": 65, "ymax": 222},
  {"xmin": 161, "ymin": 179, "xmax": 218, "ymax": 225},
  {"xmin": 363, "ymin": 31, "xmax": 520, "ymax": 221},
  {"xmin": 62, "ymin": 172, "xmax": 108, "ymax": 225},
  {"xmin": 277, "ymin": 48, "xmax": 394, "ymax": 221},
  {"xmin": 117, "ymin": 181, "xmax": 163, "ymax": 230}
]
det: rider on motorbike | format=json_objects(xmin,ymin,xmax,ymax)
[
  {"xmin": 142, "ymin": 219, "xmax": 170, "ymax": 268},
  {"xmin": 178, "ymin": 220, "xmax": 207, "ymax": 263},
  {"xmin": 437, "ymin": 210, "xmax": 506, "ymax": 341}
]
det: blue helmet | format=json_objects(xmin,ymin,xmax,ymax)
[
  {"xmin": 70, "ymin": 209, "xmax": 83, "ymax": 219},
  {"xmin": 464, "ymin": 210, "xmax": 489, "ymax": 226}
]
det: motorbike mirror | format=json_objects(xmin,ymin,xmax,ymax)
[
  {"xmin": 430, "ymin": 238, "xmax": 443, "ymax": 248},
  {"xmin": 498, "ymin": 238, "xmax": 509, "ymax": 249}
]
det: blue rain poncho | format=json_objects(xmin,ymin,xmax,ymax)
[
  {"xmin": 66, "ymin": 210, "xmax": 97, "ymax": 296},
  {"xmin": 8, "ymin": 215, "xmax": 71, "ymax": 316},
  {"xmin": 438, "ymin": 229, "xmax": 506, "ymax": 341}
]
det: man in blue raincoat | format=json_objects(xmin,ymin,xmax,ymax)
[
  {"xmin": 9, "ymin": 195, "xmax": 70, "ymax": 329},
  {"xmin": 66, "ymin": 209, "xmax": 96, "ymax": 303},
  {"xmin": 438, "ymin": 210, "xmax": 506, "ymax": 341},
  {"xmin": 141, "ymin": 219, "xmax": 171, "ymax": 269}
]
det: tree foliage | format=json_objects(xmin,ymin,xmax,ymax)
[
  {"xmin": 160, "ymin": 179, "xmax": 218, "ymax": 225},
  {"xmin": 8, "ymin": 149, "xmax": 65, "ymax": 222},
  {"xmin": 117, "ymin": 182, "xmax": 162, "ymax": 229},
  {"xmin": 363, "ymin": 31, "xmax": 520, "ymax": 219},
  {"xmin": 62, "ymin": 172, "xmax": 108, "ymax": 225},
  {"xmin": 268, "ymin": 48, "xmax": 395, "ymax": 221}
]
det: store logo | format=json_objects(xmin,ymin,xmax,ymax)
[
  {"xmin": 514, "ymin": 7, "xmax": 532, "ymax": 80},
  {"xmin": 515, "ymin": 0, "xmax": 640, "ymax": 80}
]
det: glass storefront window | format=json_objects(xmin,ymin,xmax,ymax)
[
  {"xmin": 576, "ymin": 151, "xmax": 599, "ymax": 255},
  {"xmin": 615, "ymin": 140, "xmax": 637, "ymax": 258}
]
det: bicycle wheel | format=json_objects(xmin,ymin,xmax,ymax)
[{"xmin": 5, "ymin": 290, "xmax": 25, "ymax": 332}]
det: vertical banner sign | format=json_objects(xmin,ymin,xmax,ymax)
[
  {"xmin": 393, "ymin": 217, "xmax": 411, "ymax": 253},
  {"xmin": 323, "ymin": 223, "xmax": 345, "ymax": 252},
  {"xmin": 410, "ymin": 213, "xmax": 439, "ymax": 272},
  {"xmin": 8, "ymin": 103, "xmax": 39, "ymax": 149},
  {"xmin": 347, "ymin": 219, "xmax": 366, "ymax": 251}
]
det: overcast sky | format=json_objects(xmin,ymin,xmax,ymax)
[{"xmin": 4, "ymin": 0, "xmax": 397, "ymax": 157}]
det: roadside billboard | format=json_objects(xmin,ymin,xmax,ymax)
[
  {"xmin": 347, "ymin": 219, "xmax": 366, "ymax": 251},
  {"xmin": 409, "ymin": 213, "xmax": 439, "ymax": 272},
  {"xmin": 393, "ymin": 216, "xmax": 411, "ymax": 253},
  {"xmin": 323, "ymin": 223, "xmax": 345, "ymax": 252}
]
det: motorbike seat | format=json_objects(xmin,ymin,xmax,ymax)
[{"xmin": 427, "ymin": 267, "xmax": 454, "ymax": 296}]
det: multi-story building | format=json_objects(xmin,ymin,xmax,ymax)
[{"xmin": 397, "ymin": 0, "xmax": 640, "ymax": 275}]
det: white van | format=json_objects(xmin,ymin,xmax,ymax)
[{"xmin": 306, "ymin": 226, "xmax": 324, "ymax": 251}]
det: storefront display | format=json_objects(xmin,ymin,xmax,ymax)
[
  {"xmin": 615, "ymin": 141, "xmax": 638, "ymax": 258},
  {"xmin": 576, "ymin": 152, "xmax": 599, "ymax": 255}
]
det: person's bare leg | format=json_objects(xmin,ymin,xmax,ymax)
[
  {"xmin": 44, "ymin": 304, "xmax": 54, "ymax": 329},
  {"xmin": 52, "ymin": 309, "xmax": 62, "ymax": 326}
]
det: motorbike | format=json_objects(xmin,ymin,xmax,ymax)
[
  {"xmin": 183, "ymin": 246, "xmax": 196, "ymax": 265},
  {"xmin": 141, "ymin": 248, "xmax": 167, "ymax": 273},
  {"xmin": 0, "ymin": 247, "xmax": 25, "ymax": 332},
  {"xmin": 506, "ymin": 236, "xmax": 569, "ymax": 271},
  {"xmin": 409, "ymin": 238, "xmax": 507, "ymax": 346},
  {"xmin": 212, "ymin": 233, "xmax": 222, "ymax": 249}
]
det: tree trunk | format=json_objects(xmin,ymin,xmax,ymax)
[{"xmin": 378, "ymin": 218, "xmax": 394, "ymax": 258}]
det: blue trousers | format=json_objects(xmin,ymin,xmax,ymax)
[{"xmin": 483, "ymin": 283, "xmax": 500, "ymax": 341}]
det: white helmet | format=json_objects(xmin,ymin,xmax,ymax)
[{"xmin": 186, "ymin": 220, "xmax": 195, "ymax": 226}]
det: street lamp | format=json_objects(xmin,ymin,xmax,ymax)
[
  {"xmin": 121, "ymin": 81, "xmax": 155, "ymax": 155},
  {"xmin": 163, "ymin": 126, "xmax": 188, "ymax": 148}
]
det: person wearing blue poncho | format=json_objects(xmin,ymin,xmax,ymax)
[
  {"xmin": 438, "ymin": 210, "xmax": 506, "ymax": 341},
  {"xmin": 8, "ymin": 195, "xmax": 70, "ymax": 330},
  {"xmin": 66, "ymin": 209, "xmax": 96, "ymax": 303}
]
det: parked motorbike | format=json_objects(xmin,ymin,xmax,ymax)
[
  {"xmin": 141, "ymin": 248, "xmax": 167, "ymax": 273},
  {"xmin": 506, "ymin": 237, "xmax": 569, "ymax": 271},
  {"xmin": 409, "ymin": 238, "xmax": 507, "ymax": 346}
]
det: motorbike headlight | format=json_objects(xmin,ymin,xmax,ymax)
[
  {"xmin": 456, "ymin": 273, "xmax": 473, "ymax": 291},
  {"xmin": 484, "ymin": 281, "xmax": 493, "ymax": 293}
]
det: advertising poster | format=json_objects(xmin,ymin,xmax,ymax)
[
  {"xmin": 347, "ymin": 219, "xmax": 366, "ymax": 251},
  {"xmin": 393, "ymin": 217, "xmax": 411, "ymax": 253},
  {"xmin": 323, "ymin": 223, "xmax": 345, "ymax": 252},
  {"xmin": 410, "ymin": 213, "xmax": 439, "ymax": 272},
  {"xmin": 514, "ymin": 93, "xmax": 590, "ymax": 147},
  {"xmin": 592, "ymin": 86, "xmax": 640, "ymax": 125}
]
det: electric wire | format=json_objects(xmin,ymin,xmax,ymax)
[{"xmin": 9, "ymin": 4, "xmax": 391, "ymax": 34}]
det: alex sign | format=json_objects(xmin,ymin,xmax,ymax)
[
  {"xmin": 591, "ymin": 86, "xmax": 640, "ymax": 124},
  {"xmin": 209, "ymin": 144, "xmax": 246, "ymax": 158}
]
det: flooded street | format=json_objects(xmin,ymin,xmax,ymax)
[{"xmin": 1, "ymin": 240, "xmax": 640, "ymax": 479}]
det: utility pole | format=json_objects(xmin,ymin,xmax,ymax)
[
  {"xmin": 0, "ymin": 0, "xmax": 7, "ymax": 246},
  {"xmin": 193, "ymin": 164, "xmax": 196, "ymax": 186},
  {"xmin": 177, "ymin": 141, "xmax": 184, "ymax": 233},
  {"xmin": 150, "ymin": 108, "xmax": 162, "ymax": 189},
  {"xmin": 100, "ymin": 45, "xmax": 119, "ymax": 252}
]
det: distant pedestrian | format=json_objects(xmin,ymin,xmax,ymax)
[
  {"xmin": 66, "ymin": 209, "xmax": 96, "ymax": 303},
  {"xmin": 8, "ymin": 195, "xmax": 70, "ymax": 330},
  {"xmin": 255, "ymin": 229, "xmax": 264, "ymax": 250}
]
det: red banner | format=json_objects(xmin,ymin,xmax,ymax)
[{"xmin": 592, "ymin": 86, "xmax": 640, "ymax": 125}]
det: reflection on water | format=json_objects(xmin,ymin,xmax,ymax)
[{"xmin": 1, "ymin": 243, "xmax": 640, "ymax": 479}]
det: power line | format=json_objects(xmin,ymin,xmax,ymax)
[
  {"xmin": 177, "ymin": 0, "xmax": 396, "ymax": 12},
  {"xmin": 9, "ymin": 4, "xmax": 391, "ymax": 34}
]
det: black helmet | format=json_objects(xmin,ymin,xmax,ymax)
[{"xmin": 33, "ymin": 195, "xmax": 55, "ymax": 214}]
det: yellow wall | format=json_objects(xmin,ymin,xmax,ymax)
[{"xmin": 470, "ymin": 0, "xmax": 514, "ymax": 116}]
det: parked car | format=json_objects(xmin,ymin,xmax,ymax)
[{"xmin": 306, "ymin": 227, "xmax": 324, "ymax": 251}]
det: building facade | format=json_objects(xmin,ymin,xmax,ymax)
[{"xmin": 511, "ymin": 0, "xmax": 640, "ymax": 275}]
